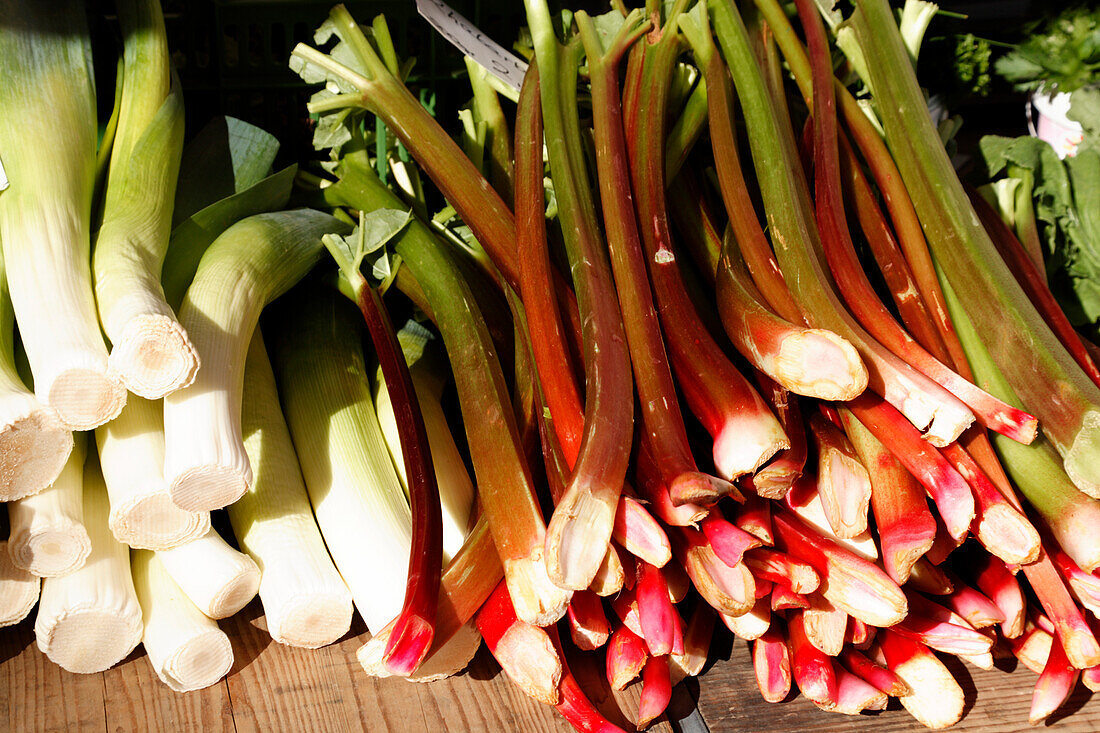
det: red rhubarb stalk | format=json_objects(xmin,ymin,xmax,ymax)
[
  {"xmin": 736, "ymin": 491, "xmax": 774, "ymax": 544},
  {"xmin": 673, "ymin": 526, "xmax": 756, "ymax": 617},
  {"xmin": 838, "ymin": 647, "xmax": 909, "ymax": 696},
  {"xmin": 525, "ymin": 6, "xmax": 636, "ymax": 593},
  {"xmin": 567, "ymin": 590, "xmax": 611, "ymax": 652},
  {"xmin": 772, "ymin": 511, "xmax": 907, "ymax": 627},
  {"xmin": 743, "ymin": 548, "xmax": 820, "ymax": 595},
  {"xmin": 771, "ymin": 585, "xmax": 809, "ymax": 612},
  {"xmin": 476, "ymin": 582, "xmax": 562, "ymax": 705},
  {"xmin": 802, "ymin": 593, "xmax": 848, "ymax": 657},
  {"xmin": 701, "ymin": 512, "xmax": 764, "ymax": 568},
  {"xmin": 840, "ymin": 408, "xmax": 934, "ymax": 583},
  {"xmin": 628, "ymin": 5, "xmax": 789, "ymax": 486},
  {"xmin": 753, "ymin": 628, "xmax": 792, "ymax": 702},
  {"xmin": 818, "ymin": 668, "xmax": 888, "ymax": 715},
  {"xmin": 548, "ymin": 626, "xmax": 630, "ymax": 733},
  {"xmin": 876, "ymin": 629, "xmax": 965, "ymax": 729},
  {"xmin": 808, "ymin": 413, "xmax": 871, "ymax": 539},
  {"xmin": 722, "ymin": 596, "xmax": 772, "ymax": 641},
  {"xmin": 750, "ymin": 373, "xmax": 807, "ymax": 498},
  {"xmin": 637, "ymin": 655, "xmax": 672, "ymax": 729},
  {"xmin": 1030, "ymin": 632, "xmax": 1079, "ymax": 725},
  {"xmin": 636, "ymin": 560, "xmax": 677, "ymax": 657},
  {"xmin": 846, "ymin": 392, "xmax": 974, "ymax": 541},
  {"xmin": 670, "ymin": 602, "xmax": 717, "ymax": 685},
  {"xmin": 607, "ymin": 625, "xmax": 648, "ymax": 690},
  {"xmin": 788, "ymin": 611, "xmax": 839, "ymax": 707},
  {"xmin": 973, "ymin": 554, "xmax": 1026, "ymax": 639},
  {"xmin": 613, "ymin": 496, "xmax": 672, "ymax": 569}
]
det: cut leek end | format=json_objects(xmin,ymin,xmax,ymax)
[
  {"xmin": 1065, "ymin": 412, "xmax": 1100, "ymax": 499},
  {"xmin": 974, "ymin": 504, "xmax": 1041, "ymax": 566},
  {"xmin": 495, "ymin": 621, "xmax": 562, "ymax": 705},
  {"xmin": 670, "ymin": 471, "xmax": 739, "ymax": 507},
  {"xmin": 110, "ymin": 315, "xmax": 200, "ymax": 399},
  {"xmin": 545, "ymin": 490, "xmax": 618, "ymax": 591},
  {"xmin": 0, "ymin": 399, "xmax": 73, "ymax": 501},
  {"xmin": 205, "ymin": 562, "xmax": 261, "ymax": 619},
  {"xmin": 109, "ymin": 497, "xmax": 210, "ymax": 551},
  {"xmin": 590, "ymin": 545, "xmax": 626, "ymax": 597},
  {"xmin": 0, "ymin": 541, "xmax": 40, "ymax": 627},
  {"xmin": 273, "ymin": 592, "xmax": 354, "ymax": 648},
  {"xmin": 357, "ymin": 621, "xmax": 482, "ymax": 682},
  {"xmin": 503, "ymin": 549, "xmax": 572, "ymax": 627},
  {"xmin": 156, "ymin": 629, "xmax": 234, "ymax": 692},
  {"xmin": 36, "ymin": 608, "xmax": 142, "ymax": 674},
  {"xmin": 9, "ymin": 524, "xmax": 91, "ymax": 577},
  {"xmin": 713, "ymin": 419, "xmax": 789, "ymax": 484},
  {"xmin": 775, "ymin": 329, "xmax": 868, "ymax": 401},
  {"xmin": 169, "ymin": 466, "xmax": 249, "ymax": 512},
  {"xmin": 383, "ymin": 613, "xmax": 434, "ymax": 676},
  {"xmin": 48, "ymin": 369, "xmax": 126, "ymax": 431}
]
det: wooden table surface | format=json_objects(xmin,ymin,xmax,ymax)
[{"xmin": 2, "ymin": 598, "xmax": 1097, "ymax": 732}]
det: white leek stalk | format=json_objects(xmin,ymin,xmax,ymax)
[
  {"xmin": 374, "ymin": 321, "xmax": 474, "ymax": 561},
  {"xmin": 156, "ymin": 527, "xmax": 260, "ymax": 619},
  {"xmin": 131, "ymin": 549, "xmax": 233, "ymax": 691},
  {"xmin": 8, "ymin": 433, "xmax": 90, "ymax": 576},
  {"xmin": 0, "ymin": 244, "xmax": 72, "ymax": 500},
  {"xmin": 0, "ymin": 0, "xmax": 126, "ymax": 429},
  {"xmin": 96, "ymin": 396, "xmax": 209, "ymax": 549},
  {"xmin": 0, "ymin": 540, "xmax": 39, "ymax": 626},
  {"xmin": 270, "ymin": 287, "xmax": 413, "ymax": 634},
  {"xmin": 93, "ymin": 0, "xmax": 194, "ymax": 398},
  {"xmin": 35, "ymin": 455, "xmax": 143, "ymax": 673},
  {"xmin": 163, "ymin": 209, "xmax": 344, "ymax": 511},
  {"xmin": 229, "ymin": 331, "xmax": 353, "ymax": 647}
]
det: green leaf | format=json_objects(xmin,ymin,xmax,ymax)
[
  {"xmin": 360, "ymin": 208, "xmax": 412, "ymax": 257},
  {"xmin": 592, "ymin": 9, "xmax": 628, "ymax": 50},
  {"xmin": 173, "ymin": 116, "xmax": 281, "ymax": 226}
]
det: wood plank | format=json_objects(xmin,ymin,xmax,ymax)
[
  {"xmin": 1, "ymin": 616, "xmax": 106, "ymax": 733},
  {"xmin": 101, "ymin": 645, "xmax": 234, "ymax": 733},
  {"xmin": 221, "ymin": 599, "xmax": 361, "ymax": 733},
  {"xmin": 5, "ymin": 596, "xmax": 1100, "ymax": 731}
]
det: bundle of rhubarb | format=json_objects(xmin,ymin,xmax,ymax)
[
  {"xmin": 283, "ymin": 0, "xmax": 1100, "ymax": 728},
  {"xmin": 2, "ymin": 0, "xmax": 1100, "ymax": 729}
]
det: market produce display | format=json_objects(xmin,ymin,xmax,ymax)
[{"xmin": 1, "ymin": 0, "xmax": 1100, "ymax": 729}]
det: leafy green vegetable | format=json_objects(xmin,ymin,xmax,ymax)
[
  {"xmin": 980, "ymin": 131, "xmax": 1100, "ymax": 331},
  {"xmin": 995, "ymin": 5, "xmax": 1100, "ymax": 96}
]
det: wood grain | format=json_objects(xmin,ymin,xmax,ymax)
[{"xmin": 2, "ymin": 597, "xmax": 1098, "ymax": 732}]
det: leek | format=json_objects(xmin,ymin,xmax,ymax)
[
  {"xmin": 93, "ymin": 0, "xmax": 195, "ymax": 398},
  {"xmin": 34, "ymin": 454, "xmax": 143, "ymax": 673},
  {"xmin": 229, "ymin": 331, "xmax": 353, "ymax": 648},
  {"xmin": 0, "ymin": 0, "xmax": 126, "ymax": 429},
  {"xmin": 270, "ymin": 286, "xmax": 413, "ymax": 634},
  {"xmin": 96, "ymin": 396, "xmax": 210, "ymax": 550},
  {"xmin": 0, "ymin": 540, "xmax": 39, "ymax": 627},
  {"xmin": 373, "ymin": 321, "xmax": 474, "ymax": 561},
  {"xmin": 0, "ymin": 243, "xmax": 72, "ymax": 501},
  {"xmin": 8, "ymin": 433, "xmax": 90, "ymax": 577},
  {"xmin": 156, "ymin": 527, "xmax": 260, "ymax": 620},
  {"xmin": 163, "ymin": 209, "xmax": 346, "ymax": 511},
  {"xmin": 131, "ymin": 549, "xmax": 234, "ymax": 692}
]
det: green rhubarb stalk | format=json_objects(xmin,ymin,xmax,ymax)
[
  {"xmin": 703, "ymin": 0, "xmax": 974, "ymax": 447},
  {"xmin": 290, "ymin": 7, "xmax": 519, "ymax": 289},
  {"xmin": 849, "ymin": 0, "xmax": 1100, "ymax": 495},
  {"xmin": 630, "ymin": 3, "xmax": 787, "ymax": 488},
  {"xmin": 525, "ymin": 0, "xmax": 636, "ymax": 590}
]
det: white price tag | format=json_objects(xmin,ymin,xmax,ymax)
[
  {"xmin": 416, "ymin": 0, "xmax": 529, "ymax": 94},
  {"xmin": 0, "ymin": 156, "xmax": 8, "ymax": 191}
]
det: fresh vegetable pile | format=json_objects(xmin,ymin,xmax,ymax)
[{"xmin": 2, "ymin": 0, "xmax": 1100, "ymax": 729}]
